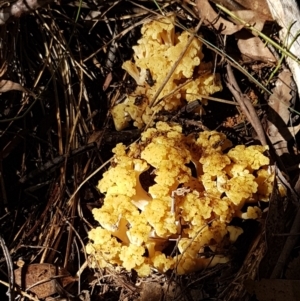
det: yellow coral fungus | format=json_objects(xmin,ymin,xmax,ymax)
[
  {"xmin": 112, "ymin": 16, "xmax": 222, "ymax": 130},
  {"xmin": 87, "ymin": 122, "xmax": 273, "ymax": 276}
]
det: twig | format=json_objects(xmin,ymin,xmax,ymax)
[
  {"xmin": 0, "ymin": 236, "xmax": 14, "ymax": 301},
  {"xmin": 225, "ymin": 64, "xmax": 267, "ymax": 146},
  {"xmin": 0, "ymin": 280, "xmax": 38, "ymax": 301},
  {"xmin": 67, "ymin": 158, "xmax": 113, "ymax": 206},
  {"xmin": 65, "ymin": 219, "xmax": 89, "ymax": 270}
]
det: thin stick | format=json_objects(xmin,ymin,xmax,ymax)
[
  {"xmin": 0, "ymin": 280, "xmax": 38, "ymax": 301},
  {"xmin": 225, "ymin": 64, "xmax": 267, "ymax": 146},
  {"xmin": 0, "ymin": 236, "xmax": 14, "ymax": 301}
]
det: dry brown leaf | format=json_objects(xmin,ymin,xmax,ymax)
[
  {"xmin": 103, "ymin": 72, "xmax": 113, "ymax": 91},
  {"xmin": 138, "ymin": 282, "xmax": 163, "ymax": 301},
  {"xmin": 237, "ymin": 35, "xmax": 276, "ymax": 63},
  {"xmin": 196, "ymin": 0, "xmax": 243, "ymax": 35},
  {"xmin": 230, "ymin": 9, "xmax": 275, "ymax": 63},
  {"xmin": 197, "ymin": 0, "xmax": 270, "ymax": 36},
  {"xmin": 268, "ymin": 69, "xmax": 293, "ymax": 124},
  {"xmin": 266, "ymin": 69, "xmax": 299, "ymax": 157},
  {"xmin": 14, "ymin": 263, "xmax": 75, "ymax": 298},
  {"xmin": 198, "ymin": 1, "xmax": 275, "ymax": 62},
  {"xmin": 234, "ymin": 10, "xmax": 266, "ymax": 32},
  {"xmin": 0, "ymin": 79, "xmax": 28, "ymax": 93},
  {"xmin": 85, "ymin": 10, "xmax": 101, "ymax": 21},
  {"xmin": 234, "ymin": 0, "xmax": 273, "ymax": 20}
]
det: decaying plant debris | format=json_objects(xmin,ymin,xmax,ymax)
[{"xmin": 0, "ymin": 0, "xmax": 300, "ymax": 300}]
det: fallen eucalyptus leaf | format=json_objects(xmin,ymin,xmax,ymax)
[
  {"xmin": 266, "ymin": 69, "xmax": 297, "ymax": 157},
  {"xmin": 234, "ymin": 10, "xmax": 266, "ymax": 32},
  {"xmin": 237, "ymin": 35, "xmax": 276, "ymax": 63},
  {"xmin": 234, "ymin": 0, "xmax": 273, "ymax": 20},
  {"xmin": 0, "ymin": 79, "xmax": 28, "ymax": 93},
  {"xmin": 14, "ymin": 263, "xmax": 76, "ymax": 298},
  {"xmin": 196, "ymin": 0, "xmax": 243, "ymax": 35}
]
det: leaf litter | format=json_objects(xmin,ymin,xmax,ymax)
[{"xmin": 0, "ymin": 0, "xmax": 299, "ymax": 300}]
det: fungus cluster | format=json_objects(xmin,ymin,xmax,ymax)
[
  {"xmin": 86, "ymin": 122, "xmax": 273, "ymax": 276},
  {"xmin": 111, "ymin": 15, "xmax": 222, "ymax": 130}
]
